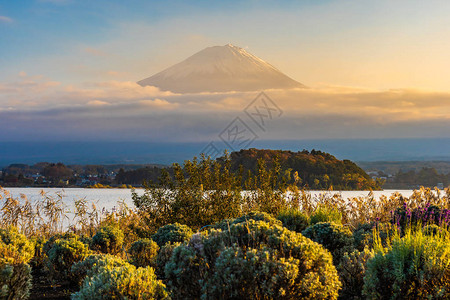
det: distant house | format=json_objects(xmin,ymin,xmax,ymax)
[{"xmin": 76, "ymin": 178, "xmax": 100, "ymax": 186}]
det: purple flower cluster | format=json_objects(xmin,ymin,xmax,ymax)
[{"xmin": 391, "ymin": 202, "xmax": 450, "ymax": 232}]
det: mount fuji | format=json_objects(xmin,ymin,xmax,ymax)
[{"xmin": 138, "ymin": 44, "xmax": 305, "ymax": 93}]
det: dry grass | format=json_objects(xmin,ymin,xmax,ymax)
[{"xmin": 1, "ymin": 186, "xmax": 449, "ymax": 239}]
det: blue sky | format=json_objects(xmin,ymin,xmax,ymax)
[
  {"xmin": 3, "ymin": 0, "xmax": 450, "ymax": 88},
  {"xmin": 0, "ymin": 0, "xmax": 450, "ymax": 145},
  {"xmin": 1, "ymin": 0, "xmax": 338, "ymax": 84}
]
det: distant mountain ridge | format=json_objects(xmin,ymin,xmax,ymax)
[
  {"xmin": 1, "ymin": 139, "xmax": 449, "ymax": 167},
  {"xmin": 138, "ymin": 44, "xmax": 305, "ymax": 93}
]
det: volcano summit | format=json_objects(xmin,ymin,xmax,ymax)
[{"xmin": 138, "ymin": 44, "xmax": 305, "ymax": 93}]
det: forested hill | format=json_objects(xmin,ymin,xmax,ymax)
[
  {"xmin": 1, "ymin": 148, "xmax": 380, "ymax": 190},
  {"xmin": 223, "ymin": 148, "xmax": 381, "ymax": 190}
]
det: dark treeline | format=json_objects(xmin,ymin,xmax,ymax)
[
  {"xmin": 0, "ymin": 162, "xmax": 164, "ymax": 187},
  {"xmin": 115, "ymin": 167, "xmax": 163, "ymax": 185},
  {"xmin": 383, "ymin": 167, "xmax": 450, "ymax": 189}
]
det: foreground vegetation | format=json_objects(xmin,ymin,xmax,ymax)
[{"xmin": 1, "ymin": 155, "xmax": 450, "ymax": 299}]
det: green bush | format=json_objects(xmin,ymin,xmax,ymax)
[
  {"xmin": 277, "ymin": 208, "xmax": 310, "ymax": 232},
  {"xmin": 363, "ymin": 230, "xmax": 450, "ymax": 299},
  {"xmin": 165, "ymin": 243, "xmax": 205, "ymax": 299},
  {"xmin": 155, "ymin": 242, "xmax": 180, "ymax": 279},
  {"xmin": 42, "ymin": 232, "xmax": 79, "ymax": 255},
  {"xmin": 72, "ymin": 262, "xmax": 168, "ymax": 299},
  {"xmin": 45, "ymin": 236, "xmax": 91, "ymax": 282},
  {"xmin": 212, "ymin": 211, "xmax": 282, "ymax": 230},
  {"xmin": 353, "ymin": 222, "xmax": 395, "ymax": 251},
  {"xmin": 0, "ymin": 227, "xmax": 34, "ymax": 300},
  {"xmin": 151, "ymin": 223, "xmax": 193, "ymax": 247},
  {"xmin": 337, "ymin": 249, "xmax": 373, "ymax": 300},
  {"xmin": 231, "ymin": 211, "xmax": 281, "ymax": 226},
  {"xmin": 128, "ymin": 238, "xmax": 159, "ymax": 268},
  {"xmin": 310, "ymin": 205, "xmax": 342, "ymax": 225},
  {"xmin": 0, "ymin": 263, "xmax": 32, "ymax": 300},
  {"xmin": 353, "ymin": 223, "xmax": 373, "ymax": 251},
  {"xmin": 302, "ymin": 222, "xmax": 354, "ymax": 264},
  {"xmin": 71, "ymin": 254, "xmax": 128, "ymax": 286},
  {"xmin": 78, "ymin": 235, "xmax": 93, "ymax": 248},
  {"xmin": 91, "ymin": 225, "xmax": 124, "ymax": 254},
  {"xmin": 165, "ymin": 219, "xmax": 341, "ymax": 299}
]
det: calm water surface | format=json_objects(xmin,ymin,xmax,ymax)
[{"xmin": 4, "ymin": 188, "xmax": 416, "ymax": 212}]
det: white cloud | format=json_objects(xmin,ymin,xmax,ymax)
[
  {"xmin": 1, "ymin": 72, "xmax": 449, "ymax": 141},
  {"xmin": 87, "ymin": 100, "xmax": 110, "ymax": 106},
  {"xmin": 0, "ymin": 16, "xmax": 13, "ymax": 23},
  {"xmin": 138, "ymin": 99, "xmax": 179, "ymax": 110},
  {"xmin": 2, "ymin": 73, "xmax": 450, "ymax": 120}
]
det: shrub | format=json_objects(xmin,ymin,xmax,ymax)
[
  {"xmin": 155, "ymin": 242, "xmax": 180, "ymax": 279},
  {"xmin": 0, "ymin": 227, "xmax": 34, "ymax": 300},
  {"xmin": 310, "ymin": 205, "xmax": 342, "ymax": 225},
  {"xmin": 352, "ymin": 223, "xmax": 374, "ymax": 251},
  {"xmin": 231, "ymin": 211, "xmax": 281, "ymax": 226},
  {"xmin": 45, "ymin": 236, "xmax": 91, "ymax": 282},
  {"xmin": 337, "ymin": 249, "xmax": 373, "ymax": 299},
  {"xmin": 151, "ymin": 223, "xmax": 193, "ymax": 247},
  {"xmin": 165, "ymin": 219, "xmax": 341, "ymax": 299},
  {"xmin": 302, "ymin": 222, "xmax": 354, "ymax": 264},
  {"xmin": 0, "ymin": 263, "xmax": 32, "ymax": 300},
  {"xmin": 72, "ymin": 262, "xmax": 168, "ymax": 299},
  {"xmin": 203, "ymin": 244, "xmax": 336, "ymax": 299},
  {"xmin": 212, "ymin": 211, "xmax": 282, "ymax": 231},
  {"xmin": 131, "ymin": 155, "xmax": 244, "ymax": 231},
  {"xmin": 363, "ymin": 229, "xmax": 450, "ymax": 299},
  {"xmin": 353, "ymin": 222, "xmax": 395, "ymax": 251},
  {"xmin": 91, "ymin": 225, "xmax": 124, "ymax": 254},
  {"xmin": 128, "ymin": 238, "xmax": 159, "ymax": 268},
  {"xmin": 165, "ymin": 243, "xmax": 205, "ymax": 299},
  {"xmin": 0, "ymin": 227, "xmax": 34, "ymax": 266},
  {"xmin": 277, "ymin": 208, "xmax": 310, "ymax": 232},
  {"xmin": 42, "ymin": 232, "xmax": 79, "ymax": 254},
  {"xmin": 78, "ymin": 235, "xmax": 92, "ymax": 248},
  {"xmin": 71, "ymin": 254, "xmax": 128, "ymax": 286}
]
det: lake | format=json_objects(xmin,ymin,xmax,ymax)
[
  {"xmin": 0, "ymin": 187, "xmax": 419, "ymax": 229},
  {"xmin": 3, "ymin": 187, "xmax": 416, "ymax": 213}
]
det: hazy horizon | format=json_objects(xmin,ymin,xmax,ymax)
[{"xmin": 0, "ymin": 138, "xmax": 449, "ymax": 167}]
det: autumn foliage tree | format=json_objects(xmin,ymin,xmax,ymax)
[{"xmin": 42, "ymin": 163, "xmax": 73, "ymax": 182}]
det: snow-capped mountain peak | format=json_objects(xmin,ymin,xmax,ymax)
[{"xmin": 138, "ymin": 44, "xmax": 305, "ymax": 93}]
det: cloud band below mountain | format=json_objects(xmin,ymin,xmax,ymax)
[{"xmin": 0, "ymin": 74, "xmax": 449, "ymax": 142}]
